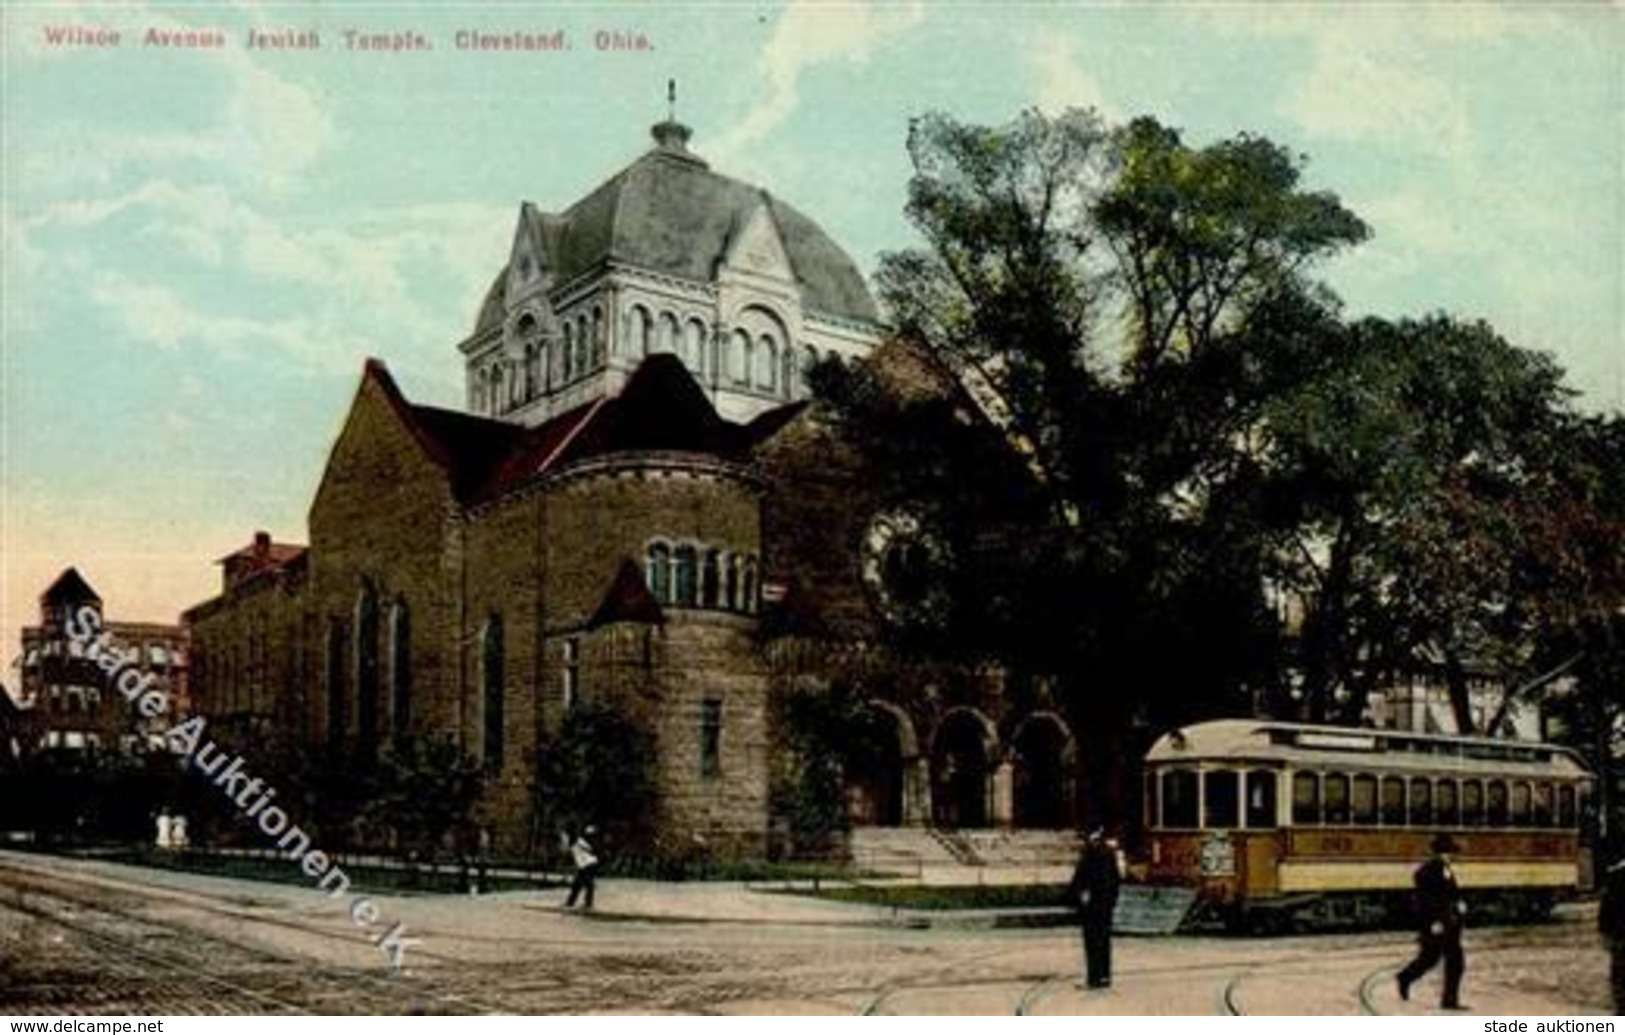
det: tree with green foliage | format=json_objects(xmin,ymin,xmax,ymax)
[
  {"xmin": 366, "ymin": 735, "xmax": 484, "ymax": 866},
  {"xmin": 537, "ymin": 702, "xmax": 657, "ymax": 858}
]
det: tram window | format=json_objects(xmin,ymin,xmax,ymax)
[
  {"xmin": 1487, "ymin": 781, "xmax": 1509, "ymax": 827},
  {"xmin": 1324, "ymin": 773, "xmax": 1350, "ymax": 825},
  {"xmin": 1462, "ymin": 780, "xmax": 1485, "ymax": 827},
  {"xmin": 1205, "ymin": 770, "xmax": 1240, "ymax": 829},
  {"xmin": 1163, "ymin": 769, "xmax": 1199, "ymax": 829},
  {"xmin": 1510, "ymin": 782, "xmax": 1532, "ymax": 826},
  {"xmin": 1436, "ymin": 780, "xmax": 1460, "ymax": 827},
  {"xmin": 1533, "ymin": 783, "xmax": 1554, "ymax": 828},
  {"xmin": 1146, "ymin": 771, "xmax": 1161, "ymax": 829},
  {"xmin": 1292, "ymin": 771, "xmax": 1321, "ymax": 825},
  {"xmin": 1246, "ymin": 770, "xmax": 1278, "ymax": 828},
  {"xmin": 1352, "ymin": 774, "xmax": 1378, "ymax": 825},
  {"xmin": 1408, "ymin": 778, "xmax": 1433, "ymax": 825},
  {"xmin": 1558, "ymin": 785, "xmax": 1577, "ymax": 828},
  {"xmin": 1381, "ymin": 776, "xmax": 1406, "ymax": 826}
]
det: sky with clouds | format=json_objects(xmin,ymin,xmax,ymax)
[{"xmin": 2, "ymin": 1, "xmax": 1620, "ymax": 668}]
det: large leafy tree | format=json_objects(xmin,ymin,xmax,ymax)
[{"xmin": 814, "ymin": 109, "xmax": 1370, "ymax": 825}]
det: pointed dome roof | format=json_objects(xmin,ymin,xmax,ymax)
[{"xmin": 474, "ymin": 123, "xmax": 878, "ymax": 334}]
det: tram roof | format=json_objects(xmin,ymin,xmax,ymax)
[{"xmin": 1145, "ymin": 719, "xmax": 1591, "ymax": 779}]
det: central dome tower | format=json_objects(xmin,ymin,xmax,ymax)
[{"xmin": 456, "ymin": 118, "xmax": 883, "ymax": 425}]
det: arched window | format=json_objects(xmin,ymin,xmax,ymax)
[
  {"xmin": 755, "ymin": 333, "xmax": 777, "ymax": 390},
  {"xmin": 562, "ymin": 324, "xmax": 575, "ymax": 381},
  {"xmin": 489, "ymin": 366, "xmax": 504, "ymax": 413},
  {"xmin": 591, "ymin": 307, "xmax": 605, "ymax": 367},
  {"xmin": 729, "ymin": 329, "xmax": 750, "ymax": 383},
  {"xmin": 388, "ymin": 600, "xmax": 410, "ymax": 742},
  {"xmin": 673, "ymin": 545, "xmax": 698, "ymax": 606},
  {"xmin": 647, "ymin": 543, "xmax": 672, "ymax": 603},
  {"xmin": 658, "ymin": 311, "xmax": 680, "ymax": 355},
  {"xmin": 685, "ymin": 319, "xmax": 708, "ymax": 374},
  {"xmin": 525, "ymin": 342, "xmax": 541, "ymax": 399},
  {"xmin": 472, "ymin": 375, "xmax": 486, "ymax": 414},
  {"xmin": 724, "ymin": 554, "xmax": 740, "ymax": 610},
  {"xmin": 742, "ymin": 557, "xmax": 757, "ymax": 613},
  {"xmin": 700, "ymin": 550, "xmax": 720, "ymax": 608},
  {"xmin": 354, "ymin": 587, "xmax": 379, "ymax": 762},
  {"xmin": 325, "ymin": 618, "xmax": 347, "ymax": 753},
  {"xmin": 482, "ymin": 616, "xmax": 504, "ymax": 770},
  {"xmin": 630, "ymin": 305, "xmax": 653, "ymax": 357},
  {"xmin": 1487, "ymin": 780, "xmax": 1509, "ymax": 827},
  {"xmin": 575, "ymin": 316, "xmax": 590, "ymax": 374}
]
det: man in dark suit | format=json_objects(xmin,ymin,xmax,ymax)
[
  {"xmin": 1068, "ymin": 827, "xmax": 1123, "ymax": 988},
  {"xmin": 1599, "ymin": 857, "xmax": 1625, "ymax": 1014},
  {"xmin": 1397, "ymin": 833, "xmax": 1468, "ymax": 1009}
]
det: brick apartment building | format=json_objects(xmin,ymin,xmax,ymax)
[
  {"xmin": 17, "ymin": 568, "xmax": 190, "ymax": 756},
  {"xmin": 183, "ymin": 119, "xmax": 1082, "ymax": 858}
]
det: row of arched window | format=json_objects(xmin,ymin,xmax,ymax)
[
  {"xmin": 645, "ymin": 540, "xmax": 759, "ymax": 613},
  {"xmin": 1149, "ymin": 766, "xmax": 1585, "ymax": 831},
  {"xmin": 474, "ymin": 308, "xmax": 609, "ymax": 415},
  {"xmin": 473, "ymin": 301, "xmax": 854, "ymax": 415}
]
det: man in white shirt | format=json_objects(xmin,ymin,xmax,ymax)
[{"xmin": 565, "ymin": 825, "xmax": 600, "ymax": 910}]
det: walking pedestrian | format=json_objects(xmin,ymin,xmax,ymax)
[
  {"xmin": 1397, "ymin": 833, "xmax": 1468, "ymax": 1010},
  {"xmin": 1067, "ymin": 827, "xmax": 1122, "ymax": 989},
  {"xmin": 1599, "ymin": 857, "xmax": 1625, "ymax": 1014},
  {"xmin": 565, "ymin": 824, "xmax": 600, "ymax": 910}
]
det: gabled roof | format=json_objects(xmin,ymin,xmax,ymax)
[
  {"xmin": 587, "ymin": 558, "xmax": 665, "ymax": 628},
  {"xmin": 357, "ymin": 355, "xmax": 759, "ymax": 509},
  {"xmin": 40, "ymin": 568, "xmax": 99, "ymax": 608}
]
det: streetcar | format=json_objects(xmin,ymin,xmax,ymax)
[{"xmin": 1142, "ymin": 719, "xmax": 1592, "ymax": 930}]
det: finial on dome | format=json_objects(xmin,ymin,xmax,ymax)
[{"xmin": 651, "ymin": 78, "xmax": 693, "ymax": 152}]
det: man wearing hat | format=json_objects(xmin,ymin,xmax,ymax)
[
  {"xmin": 1397, "ymin": 833, "xmax": 1468, "ymax": 1009},
  {"xmin": 565, "ymin": 824, "xmax": 601, "ymax": 910},
  {"xmin": 1067, "ymin": 827, "xmax": 1123, "ymax": 989}
]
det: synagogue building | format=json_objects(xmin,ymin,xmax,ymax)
[{"xmin": 183, "ymin": 118, "xmax": 1082, "ymax": 860}]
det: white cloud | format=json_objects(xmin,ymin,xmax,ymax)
[
  {"xmin": 1026, "ymin": 34, "xmax": 1120, "ymax": 120},
  {"xmin": 710, "ymin": 0, "xmax": 926, "ymax": 162}
]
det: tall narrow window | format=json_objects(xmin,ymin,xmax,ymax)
[
  {"xmin": 482, "ymin": 616, "xmax": 505, "ymax": 771},
  {"xmin": 631, "ymin": 306, "xmax": 652, "ymax": 357},
  {"xmin": 755, "ymin": 333, "xmax": 777, "ymax": 389},
  {"xmin": 591, "ymin": 307, "xmax": 605, "ymax": 367},
  {"xmin": 685, "ymin": 319, "xmax": 707, "ymax": 374},
  {"xmin": 1292, "ymin": 771, "xmax": 1320, "ymax": 825},
  {"xmin": 1381, "ymin": 775, "xmax": 1406, "ymax": 825},
  {"xmin": 388, "ymin": 601, "xmax": 411, "ymax": 742},
  {"xmin": 1352, "ymin": 774, "xmax": 1378, "ymax": 825},
  {"xmin": 1204, "ymin": 770, "xmax": 1239, "ymax": 829},
  {"xmin": 575, "ymin": 316, "xmax": 590, "ymax": 373},
  {"xmin": 741, "ymin": 557, "xmax": 758, "ymax": 613},
  {"xmin": 658, "ymin": 311, "xmax": 680, "ymax": 355},
  {"xmin": 561, "ymin": 637, "xmax": 579, "ymax": 712},
  {"xmin": 562, "ymin": 324, "xmax": 575, "ymax": 381},
  {"xmin": 673, "ymin": 545, "xmax": 698, "ymax": 606},
  {"xmin": 724, "ymin": 554, "xmax": 740, "ymax": 610},
  {"xmin": 701, "ymin": 550, "xmax": 720, "ymax": 608},
  {"xmin": 325, "ymin": 618, "xmax": 347, "ymax": 753},
  {"xmin": 1324, "ymin": 772, "xmax": 1350, "ymax": 825},
  {"xmin": 525, "ymin": 342, "xmax": 540, "ymax": 398},
  {"xmin": 730, "ymin": 330, "xmax": 750, "ymax": 383},
  {"xmin": 647, "ymin": 543, "xmax": 672, "ymax": 603},
  {"xmin": 700, "ymin": 698, "xmax": 722, "ymax": 779},
  {"xmin": 355, "ymin": 587, "xmax": 379, "ymax": 762},
  {"xmin": 1245, "ymin": 770, "xmax": 1278, "ymax": 828}
]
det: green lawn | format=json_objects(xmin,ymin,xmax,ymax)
[{"xmin": 779, "ymin": 882, "xmax": 1070, "ymax": 911}]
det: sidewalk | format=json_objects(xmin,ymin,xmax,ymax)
[{"xmin": 519, "ymin": 876, "xmax": 1074, "ymax": 930}]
